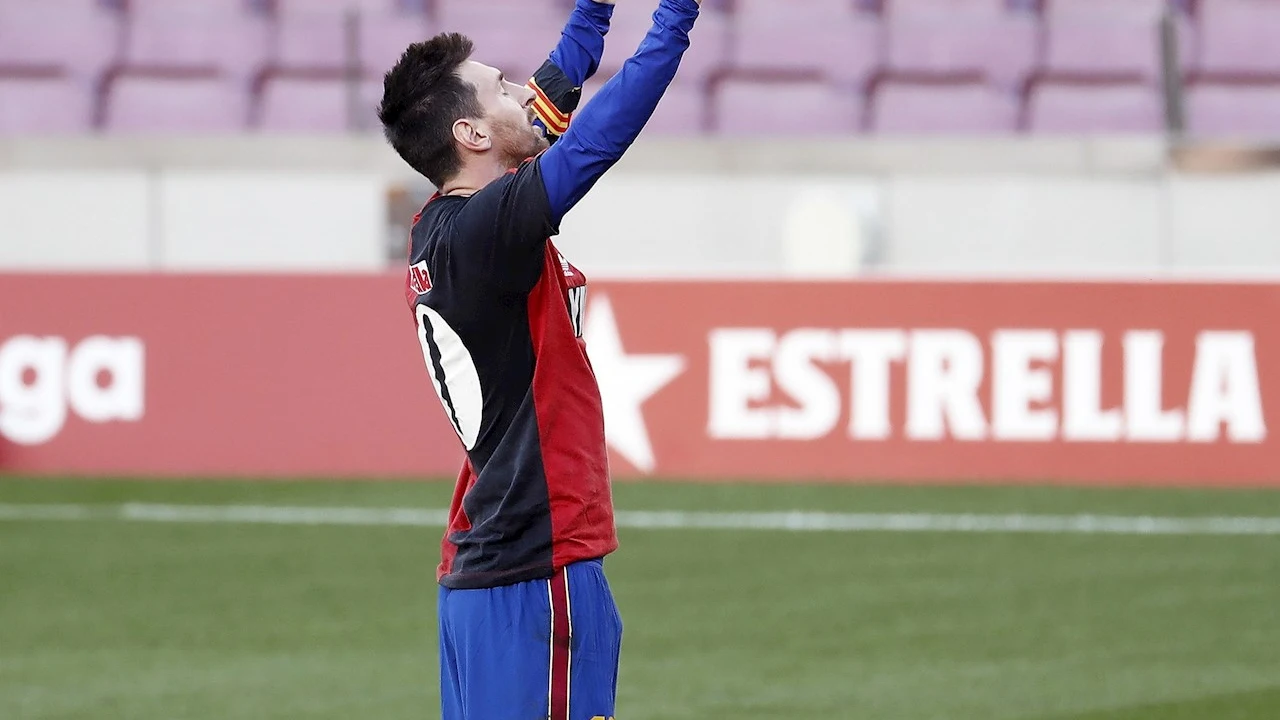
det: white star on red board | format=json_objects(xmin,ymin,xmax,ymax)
[{"xmin": 583, "ymin": 294, "xmax": 685, "ymax": 474}]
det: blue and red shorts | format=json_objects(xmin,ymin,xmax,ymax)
[{"xmin": 438, "ymin": 558, "xmax": 623, "ymax": 720}]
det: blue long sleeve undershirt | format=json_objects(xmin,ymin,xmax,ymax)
[
  {"xmin": 539, "ymin": 0, "xmax": 700, "ymax": 226},
  {"xmin": 550, "ymin": 0, "xmax": 614, "ymax": 86}
]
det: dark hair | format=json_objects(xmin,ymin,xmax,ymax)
[{"xmin": 378, "ymin": 33, "xmax": 485, "ymax": 188}]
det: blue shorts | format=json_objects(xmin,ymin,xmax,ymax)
[{"xmin": 438, "ymin": 559, "xmax": 623, "ymax": 720}]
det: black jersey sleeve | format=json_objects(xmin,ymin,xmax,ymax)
[{"xmin": 449, "ymin": 158, "xmax": 556, "ymax": 292}]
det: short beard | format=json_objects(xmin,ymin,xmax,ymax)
[{"xmin": 492, "ymin": 113, "xmax": 550, "ymax": 169}]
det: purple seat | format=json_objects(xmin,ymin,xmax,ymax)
[
  {"xmin": 275, "ymin": 0, "xmax": 398, "ymax": 13},
  {"xmin": 886, "ymin": 0, "xmax": 1008, "ymax": 15},
  {"xmin": 731, "ymin": 0, "xmax": 882, "ymax": 87},
  {"xmin": 275, "ymin": 9, "xmax": 350, "ymax": 71},
  {"xmin": 1197, "ymin": 0, "xmax": 1280, "ymax": 77},
  {"xmin": 886, "ymin": 11, "xmax": 1037, "ymax": 88},
  {"xmin": 0, "ymin": 0, "xmax": 105, "ymax": 13},
  {"xmin": 1043, "ymin": 1, "xmax": 1165, "ymax": 80},
  {"xmin": 126, "ymin": 0, "xmax": 255, "ymax": 14},
  {"xmin": 1045, "ymin": 0, "xmax": 1165, "ymax": 12},
  {"xmin": 105, "ymin": 72, "xmax": 248, "ymax": 133},
  {"xmin": 0, "ymin": 75, "xmax": 93, "ymax": 135},
  {"xmin": 435, "ymin": 0, "xmax": 563, "ymax": 81},
  {"xmin": 124, "ymin": 7, "xmax": 270, "ymax": 78},
  {"xmin": 1027, "ymin": 81, "xmax": 1164, "ymax": 133},
  {"xmin": 258, "ymin": 75, "xmax": 379, "ymax": 132},
  {"xmin": 276, "ymin": 3, "xmax": 429, "ymax": 75},
  {"xmin": 714, "ymin": 77, "xmax": 860, "ymax": 135},
  {"xmin": 0, "ymin": 1, "xmax": 121, "ymax": 80},
  {"xmin": 582, "ymin": 77, "xmax": 706, "ymax": 135},
  {"xmin": 435, "ymin": 0, "xmax": 561, "ymax": 19},
  {"xmin": 359, "ymin": 11, "xmax": 434, "ymax": 79},
  {"xmin": 871, "ymin": 79, "xmax": 1018, "ymax": 134},
  {"xmin": 643, "ymin": 82, "xmax": 707, "ymax": 135},
  {"xmin": 1187, "ymin": 83, "xmax": 1280, "ymax": 138},
  {"xmin": 595, "ymin": 1, "xmax": 729, "ymax": 85}
]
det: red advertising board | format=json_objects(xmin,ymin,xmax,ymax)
[
  {"xmin": 0, "ymin": 274, "xmax": 462, "ymax": 478},
  {"xmin": 1, "ymin": 274, "xmax": 1277, "ymax": 485}
]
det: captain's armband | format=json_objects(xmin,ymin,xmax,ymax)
[{"xmin": 528, "ymin": 60, "xmax": 583, "ymax": 144}]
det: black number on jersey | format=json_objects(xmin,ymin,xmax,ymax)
[
  {"xmin": 414, "ymin": 304, "xmax": 483, "ymax": 450},
  {"xmin": 567, "ymin": 286, "xmax": 586, "ymax": 338}
]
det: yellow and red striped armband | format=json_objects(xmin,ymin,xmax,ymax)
[{"xmin": 527, "ymin": 60, "xmax": 583, "ymax": 141}]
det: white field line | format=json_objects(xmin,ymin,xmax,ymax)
[{"xmin": 0, "ymin": 503, "xmax": 1279, "ymax": 536}]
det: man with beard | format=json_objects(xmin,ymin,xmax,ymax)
[{"xmin": 376, "ymin": 0, "xmax": 702, "ymax": 718}]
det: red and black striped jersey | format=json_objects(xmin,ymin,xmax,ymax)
[{"xmin": 406, "ymin": 158, "xmax": 618, "ymax": 590}]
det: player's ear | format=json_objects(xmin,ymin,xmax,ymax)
[{"xmin": 452, "ymin": 118, "xmax": 491, "ymax": 153}]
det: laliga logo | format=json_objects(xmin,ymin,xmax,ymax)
[{"xmin": 0, "ymin": 335, "xmax": 145, "ymax": 446}]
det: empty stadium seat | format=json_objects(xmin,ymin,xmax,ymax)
[
  {"xmin": 105, "ymin": 72, "xmax": 249, "ymax": 133},
  {"xmin": 714, "ymin": 78, "xmax": 861, "ymax": 135},
  {"xmin": 1042, "ymin": 0, "xmax": 1166, "ymax": 81},
  {"xmin": 124, "ymin": 6, "xmax": 270, "ymax": 79},
  {"xmin": 126, "ymin": 0, "xmax": 256, "ymax": 14},
  {"xmin": 274, "ymin": 3, "xmax": 430, "ymax": 76},
  {"xmin": 4, "ymin": 0, "xmax": 1280, "ymax": 138},
  {"xmin": 1045, "ymin": 0, "xmax": 1167, "ymax": 13},
  {"xmin": 730, "ymin": 0, "xmax": 882, "ymax": 88},
  {"xmin": 885, "ymin": 9, "xmax": 1037, "ymax": 88},
  {"xmin": 0, "ymin": 0, "xmax": 105, "ymax": 14},
  {"xmin": 1027, "ymin": 81, "xmax": 1165, "ymax": 133},
  {"xmin": 275, "ymin": 9, "xmax": 353, "ymax": 72},
  {"xmin": 871, "ymin": 79, "xmax": 1019, "ymax": 134},
  {"xmin": 886, "ymin": 0, "xmax": 1007, "ymax": 12},
  {"xmin": 435, "ymin": 0, "xmax": 564, "ymax": 81},
  {"xmin": 435, "ymin": 0, "xmax": 561, "ymax": 16},
  {"xmin": 274, "ymin": 0, "xmax": 400, "ymax": 13},
  {"xmin": 0, "ymin": 75, "xmax": 94, "ymax": 135},
  {"xmin": 0, "ymin": 1, "xmax": 121, "ymax": 81},
  {"xmin": 1186, "ymin": 83, "xmax": 1280, "ymax": 139},
  {"xmin": 359, "ymin": 11, "xmax": 434, "ymax": 79},
  {"xmin": 643, "ymin": 82, "xmax": 708, "ymax": 135},
  {"xmin": 257, "ymin": 75, "xmax": 381, "ymax": 133},
  {"xmin": 1197, "ymin": 0, "xmax": 1280, "ymax": 78}
]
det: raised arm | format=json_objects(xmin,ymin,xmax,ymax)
[
  {"xmin": 528, "ymin": 0, "xmax": 616, "ymax": 142},
  {"xmin": 537, "ymin": 0, "xmax": 701, "ymax": 225}
]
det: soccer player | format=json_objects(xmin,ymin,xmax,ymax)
[{"xmin": 376, "ymin": 0, "xmax": 702, "ymax": 718}]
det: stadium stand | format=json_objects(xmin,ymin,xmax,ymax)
[
  {"xmin": 883, "ymin": 0, "xmax": 1038, "ymax": 89},
  {"xmin": 1, "ymin": 0, "xmax": 1279, "ymax": 137},
  {"xmin": 122, "ymin": 3, "xmax": 271, "ymax": 80},
  {"xmin": 1185, "ymin": 0, "xmax": 1280, "ymax": 139},
  {"xmin": 870, "ymin": 77, "xmax": 1019, "ymax": 134},
  {"xmin": 715, "ymin": 75, "xmax": 862, "ymax": 135},
  {"xmin": 105, "ymin": 72, "xmax": 249, "ymax": 133},
  {"xmin": 0, "ymin": 75, "xmax": 95, "ymax": 135}
]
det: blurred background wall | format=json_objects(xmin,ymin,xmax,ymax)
[{"xmin": 6, "ymin": 136, "xmax": 1280, "ymax": 277}]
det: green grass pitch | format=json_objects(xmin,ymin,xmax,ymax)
[{"xmin": 2, "ymin": 478, "xmax": 1279, "ymax": 719}]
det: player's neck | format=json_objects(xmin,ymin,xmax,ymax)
[{"xmin": 440, "ymin": 156, "xmax": 512, "ymax": 197}]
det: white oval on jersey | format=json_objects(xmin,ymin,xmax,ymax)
[{"xmin": 415, "ymin": 305, "xmax": 483, "ymax": 450}]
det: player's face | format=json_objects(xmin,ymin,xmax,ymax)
[{"xmin": 458, "ymin": 60, "xmax": 549, "ymax": 167}]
